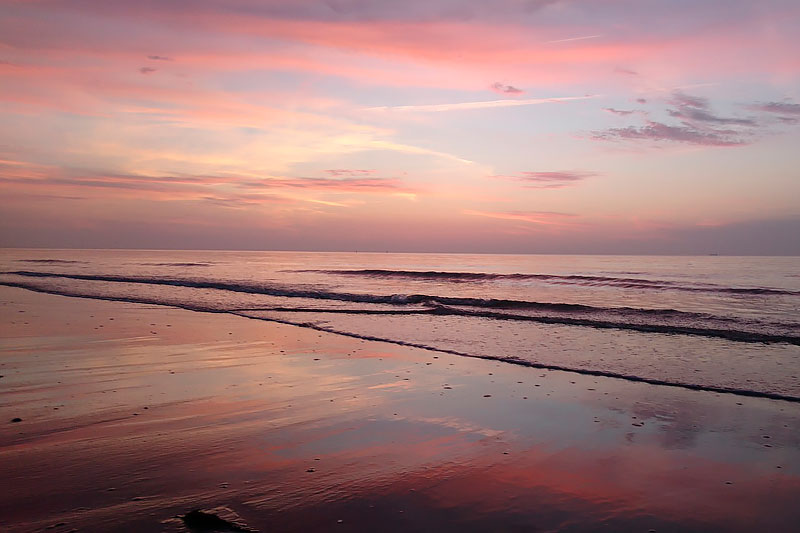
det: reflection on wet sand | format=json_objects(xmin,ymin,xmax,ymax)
[{"xmin": 1, "ymin": 287, "xmax": 799, "ymax": 532}]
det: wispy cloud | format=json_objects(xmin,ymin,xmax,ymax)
[
  {"xmin": 604, "ymin": 108, "xmax": 638, "ymax": 116},
  {"xmin": 746, "ymin": 101, "xmax": 800, "ymax": 123},
  {"xmin": 614, "ymin": 67, "xmax": 638, "ymax": 76},
  {"xmin": 667, "ymin": 91, "xmax": 755, "ymax": 126},
  {"xmin": 0, "ymin": 163, "xmax": 416, "ymax": 206},
  {"xmin": 138, "ymin": 67, "xmax": 157, "ymax": 75},
  {"xmin": 200, "ymin": 194, "xmax": 294, "ymax": 209},
  {"xmin": 324, "ymin": 169, "xmax": 376, "ymax": 177},
  {"xmin": 492, "ymin": 171, "xmax": 595, "ymax": 189},
  {"xmin": 465, "ymin": 209, "xmax": 577, "ymax": 225},
  {"xmin": 367, "ymin": 95, "xmax": 598, "ymax": 113},
  {"xmin": 248, "ymin": 176, "xmax": 409, "ymax": 193},
  {"xmin": 490, "ymin": 82, "xmax": 524, "ymax": 95},
  {"xmin": 363, "ymin": 140, "xmax": 474, "ymax": 164},
  {"xmin": 545, "ymin": 34, "xmax": 602, "ymax": 44},
  {"xmin": 147, "ymin": 55, "xmax": 173, "ymax": 61},
  {"xmin": 748, "ymin": 101, "xmax": 800, "ymax": 115}
]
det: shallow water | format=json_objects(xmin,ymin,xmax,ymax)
[
  {"xmin": 2, "ymin": 287, "xmax": 799, "ymax": 533},
  {"xmin": 2, "ymin": 249, "xmax": 798, "ymax": 398}
]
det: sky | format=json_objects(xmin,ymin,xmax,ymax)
[{"xmin": 0, "ymin": 0, "xmax": 798, "ymax": 254}]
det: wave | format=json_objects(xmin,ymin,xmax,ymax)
[
  {"xmin": 3, "ymin": 271, "xmax": 799, "ymax": 345},
  {"xmin": 141, "ymin": 262, "xmax": 213, "ymax": 267},
  {"xmin": 0, "ymin": 269, "xmax": 716, "ymax": 314},
  {"xmin": 243, "ymin": 305, "xmax": 800, "ymax": 345},
  {"xmin": 2, "ymin": 279, "xmax": 799, "ymax": 403},
  {"xmin": 296, "ymin": 269, "xmax": 800, "ymax": 296},
  {"xmin": 234, "ymin": 314, "xmax": 800, "ymax": 403},
  {"xmin": 17, "ymin": 259, "xmax": 86, "ymax": 265}
]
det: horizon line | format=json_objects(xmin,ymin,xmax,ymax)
[{"xmin": 1, "ymin": 246, "xmax": 796, "ymax": 257}]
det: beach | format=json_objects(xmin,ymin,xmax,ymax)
[
  {"xmin": 3, "ymin": 0, "xmax": 799, "ymax": 530},
  {"xmin": 2, "ymin": 285, "xmax": 799, "ymax": 532}
]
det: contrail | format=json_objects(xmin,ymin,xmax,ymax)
[
  {"xmin": 367, "ymin": 95, "xmax": 600, "ymax": 113},
  {"xmin": 545, "ymin": 34, "xmax": 603, "ymax": 44}
]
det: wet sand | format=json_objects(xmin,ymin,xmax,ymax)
[{"xmin": 1, "ymin": 285, "xmax": 799, "ymax": 532}]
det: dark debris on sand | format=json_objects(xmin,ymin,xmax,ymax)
[{"xmin": 178, "ymin": 508, "xmax": 258, "ymax": 533}]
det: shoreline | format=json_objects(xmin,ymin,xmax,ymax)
[
  {"xmin": 2, "ymin": 286, "xmax": 800, "ymax": 531},
  {"xmin": 4, "ymin": 281, "xmax": 799, "ymax": 403}
]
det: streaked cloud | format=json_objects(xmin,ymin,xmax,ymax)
[
  {"xmin": 367, "ymin": 95, "xmax": 599, "ymax": 113},
  {"xmin": 746, "ymin": 100, "xmax": 800, "ymax": 123},
  {"xmin": 604, "ymin": 108, "xmax": 638, "ymax": 116},
  {"xmin": 614, "ymin": 67, "xmax": 639, "ymax": 76},
  {"xmin": 248, "ymin": 176, "xmax": 410, "ymax": 193},
  {"xmin": 324, "ymin": 169, "xmax": 376, "ymax": 177},
  {"xmin": 667, "ymin": 91, "xmax": 755, "ymax": 126},
  {"xmin": 1, "ymin": 0, "xmax": 799, "ymax": 253},
  {"xmin": 748, "ymin": 101, "xmax": 800, "ymax": 115},
  {"xmin": 465, "ymin": 209, "xmax": 577, "ymax": 225},
  {"xmin": 545, "ymin": 34, "xmax": 603, "ymax": 44},
  {"xmin": 0, "ymin": 161, "xmax": 416, "ymax": 208},
  {"xmin": 361, "ymin": 140, "xmax": 474, "ymax": 165},
  {"xmin": 492, "ymin": 171, "xmax": 595, "ymax": 189}
]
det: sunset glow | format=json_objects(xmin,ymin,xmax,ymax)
[{"xmin": 1, "ymin": 0, "xmax": 798, "ymax": 253}]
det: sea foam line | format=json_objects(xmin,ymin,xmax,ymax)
[
  {"xmin": 294, "ymin": 268, "xmax": 799, "ymax": 295},
  {"xmin": 2, "ymin": 281, "xmax": 800, "ymax": 404},
  {"xmin": 3, "ymin": 272, "xmax": 798, "ymax": 345}
]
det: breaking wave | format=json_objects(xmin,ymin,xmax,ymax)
[
  {"xmin": 295, "ymin": 268, "xmax": 799, "ymax": 295},
  {"xmin": 3, "ymin": 270, "xmax": 798, "ymax": 345},
  {"xmin": 17, "ymin": 259, "xmax": 86, "ymax": 265},
  {"xmin": 1, "ymin": 279, "xmax": 799, "ymax": 403}
]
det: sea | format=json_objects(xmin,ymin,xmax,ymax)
[{"xmin": 2, "ymin": 250, "xmax": 798, "ymax": 401}]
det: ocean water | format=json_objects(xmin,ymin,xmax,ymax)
[{"xmin": 2, "ymin": 249, "xmax": 798, "ymax": 400}]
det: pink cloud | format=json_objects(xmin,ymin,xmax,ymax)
[
  {"xmin": 492, "ymin": 171, "xmax": 595, "ymax": 189},
  {"xmin": 464, "ymin": 209, "xmax": 578, "ymax": 225},
  {"xmin": 604, "ymin": 107, "xmax": 639, "ymax": 116},
  {"xmin": 324, "ymin": 169, "xmax": 376, "ymax": 177},
  {"xmin": 746, "ymin": 101, "xmax": 800, "ymax": 124},
  {"xmin": 0, "ymin": 58, "xmax": 349, "ymax": 128},
  {"xmin": 3, "ymin": 1, "xmax": 797, "ymax": 94},
  {"xmin": 613, "ymin": 66, "xmax": 639, "ymax": 76},
  {"xmin": 749, "ymin": 101, "xmax": 800, "ymax": 115},
  {"xmin": 369, "ymin": 95, "xmax": 597, "ymax": 113},
  {"xmin": 591, "ymin": 92, "xmax": 778, "ymax": 147},
  {"xmin": 667, "ymin": 91, "xmax": 755, "ymax": 126},
  {"xmin": 591, "ymin": 120, "xmax": 749, "ymax": 146},
  {"xmin": 0, "ymin": 161, "xmax": 416, "ymax": 207},
  {"xmin": 246, "ymin": 176, "xmax": 411, "ymax": 193},
  {"xmin": 489, "ymin": 82, "xmax": 524, "ymax": 95}
]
